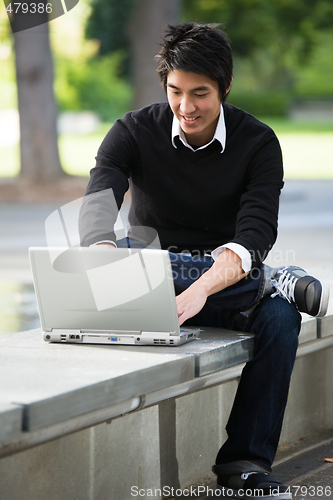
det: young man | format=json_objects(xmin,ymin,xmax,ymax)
[{"xmin": 80, "ymin": 23, "xmax": 329, "ymax": 500}]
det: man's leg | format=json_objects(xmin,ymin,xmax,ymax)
[
  {"xmin": 211, "ymin": 296, "xmax": 300, "ymax": 499},
  {"xmin": 215, "ymin": 294, "xmax": 300, "ymax": 469},
  {"xmin": 170, "ymin": 253, "xmax": 300, "ymax": 499},
  {"xmin": 117, "ymin": 247, "xmax": 315, "ymax": 496},
  {"xmin": 170, "ymin": 253, "xmax": 300, "ymax": 467}
]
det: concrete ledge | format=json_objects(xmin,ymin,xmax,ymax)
[
  {"xmin": 0, "ymin": 337, "xmax": 332, "ymax": 500},
  {"xmin": 0, "ymin": 329, "xmax": 194, "ymax": 432},
  {"xmin": 299, "ymin": 316, "xmax": 317, "ymax": 343},
  {"xmin": 0, "ymin": 404, "xmax": 23, "ymax": 443},
  {"xmin": 318, "ymin": 315, "xmax": 333, "ymax": 338},
  {"xmin": 0, "ymin": 326, "xmax": 255, "ymax": 433},
  {"xmin": 120, "ymin": 327, "xmax": 254, "ymax": 377},
  {"xmin": 0, "ymin": 317, "xmax": 332, "ymax": 500},
  {"xmin": 0, "ymin": 326, "xmax": 255, "ymax": 434},
  {"xmin": 0, "ymin": 316, "xmax": 328, "ymax": 446}
]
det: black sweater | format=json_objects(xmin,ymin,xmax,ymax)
[{"xmin": 80, "ymin": 102, "xmax": 283, "ymax": 269}]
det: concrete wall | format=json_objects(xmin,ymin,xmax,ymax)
[
  {"xmin": 0, "ymin": 348, "xmax": 332, "ymax": 500},
  {"xmin": 280, "ymin": 346, "xmax": 333, "ymax": 445}
]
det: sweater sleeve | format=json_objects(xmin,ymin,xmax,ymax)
[
  {"xmin": 230, "ymin": 129, "xmax": 284, "ymax": 269},
  {"xmin": 79, "ymin": 118, "xmax": 136, "ymax": 247}
]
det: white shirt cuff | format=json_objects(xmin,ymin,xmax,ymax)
[
  {"xmin": 211, "ymin": 243, "xmax": 252, "ymax": 273},
  {"xmin": 90, "ymin": 240, "xmax": 117, "ymax": 248}
]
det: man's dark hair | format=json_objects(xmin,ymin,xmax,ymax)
[{"xmin": 156, "ymin": 23, "xmax": 233, "ymax": 102}]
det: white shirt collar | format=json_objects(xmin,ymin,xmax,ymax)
[{"xmin": 171, "ymin": 104, "xmax": 226, "ymax": 153}]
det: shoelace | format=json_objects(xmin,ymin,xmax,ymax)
[{"xmin": 270, "ymin": 267, "xmax": 297, "ymax": 303}]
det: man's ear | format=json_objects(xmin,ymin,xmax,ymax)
[{"xmin": 225, "ymin": 77, "xmax": 233, "ymax": 96}]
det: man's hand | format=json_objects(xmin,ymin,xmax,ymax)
[
  {"xmin": 176, "ymin": 280, "xmax": 209, "ymax": 325},
  {"xmin": 176, "ymin": 249, "xmax": 248, "ymax": 325}
]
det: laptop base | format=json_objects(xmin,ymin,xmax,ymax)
[{"xmin": 43, "ymin": 328, "xmax": 200, "ymax": 346}]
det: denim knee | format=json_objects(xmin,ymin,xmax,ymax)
[{"xmin": 250, "ymin": 295, "xmax": 301, "ymax": 351}]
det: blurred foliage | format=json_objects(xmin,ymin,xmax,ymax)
[
  {"xmin": 0, "ymin": 0, "xmax": 132, "ymax": 120},
  {"xmin": 55, "ymin": 51, "xmax": 132, "ymax": 121},
  {"xmin": 51, "ymin": 0, "xmax": 132, "ymax": 120},
  {"xmin": 229, "ymin": 91, "xmax": 291, "ymax": 117},
  {"xmin": 181, "ymin": 0, "xmax": 333, "ymax": 116},
  {"xmin": 182, "ymin": 0, "xmax": 333, "ymax": 64},
  {"xmin": 293, "ymin": 32, "xmax": 333, "ymax": 97},
  {"xmin": 85, "ymin": 0, "xmax": 135, "ymax": 76},
  {"xmin": 1, "ymin": 0, "xmax": 333, "ymax": 119},
  {"xmin": 86, "ymin": 0, "xmax": 134, "ymax": 54}
]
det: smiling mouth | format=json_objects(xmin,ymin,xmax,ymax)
[{"xmin": 182, "ymin": 116, "xmax": 199, "ymax": 122}]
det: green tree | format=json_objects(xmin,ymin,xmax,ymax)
[
  {"xmin": 86, "ymin": 0, "xmax": 134, "ymax": 57},
  {"xmin": 182, "ymin": 0, "xmax": 333, "ymax": 91},
  {"xmin": 85, "ymin": 0, "xmax": 181, "ymax": 110}
]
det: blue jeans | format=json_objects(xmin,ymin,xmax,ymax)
[{"xmin": 117, "ymin": 238, "xmax": 301, "ymax": 471}]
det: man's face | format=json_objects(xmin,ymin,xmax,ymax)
[{"xmin": 167, "ymin": 70, "xmax": 221, "ymax": 147}]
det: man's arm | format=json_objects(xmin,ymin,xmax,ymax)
[
  {"xmin": 79, "ymin": 119, "xmax": 136, "ymax": 247},
  {"xmin": 176, "ymin": 126, "xmax": 283, "ymax": 325},
  {"xmin": 229, "ymin": 129, "xmax": 284, "ymax": 269},
  {"xmin": 176, "ymin": 249, "xmax": 247, "ymax": 325}
]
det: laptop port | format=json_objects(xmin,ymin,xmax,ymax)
[
  {"xmin": 60, "ymin": 334, "xmax": 66, "ymax": 342},
  {"xmin": 187, "ymin": 333, "xmax": 193, "ymax": 339},
  {"xmin": 110, "ymin": 337, "xmax": 118, "ymax": 342}
]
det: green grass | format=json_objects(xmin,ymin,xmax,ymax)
[
  {"xmin": 0, "ymin": 145, "xmax": 20, "ymax": 177},
  {"xmin": 278, "ymin": 133, "xmax": 333, "ymax": 179},
  {"xmin": 59, "ymin": 122, "xmax": 113, "ymax": 176},
  {"xmin": 0, "ymin": 120, "xmax": 332, "ymax": 180},
  {"xmin": 259, "ymin": 117, "xmax": 333, "ymax": 179},
  {"xmin": 258, "ymin": 117, "xmax": 333, "ymax": 134}
]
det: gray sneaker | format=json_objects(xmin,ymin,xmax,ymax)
[{"xmin": 271, "ymin": 266, "xmax": 330, "ymax": 317}]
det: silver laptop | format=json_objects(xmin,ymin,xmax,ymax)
[{"xmin": 29, "ymin": 246, "xmax": 199, "ymax": 346}]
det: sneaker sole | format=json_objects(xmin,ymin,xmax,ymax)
[
  {"xmin": 216, "ymin": 484, "xmax": 292, "ymax": 500},
  {"xmin": 316, "ymin": 280, "xmax": 330, "ymax": 317}
]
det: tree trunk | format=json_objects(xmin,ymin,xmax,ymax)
[
  {"xmin": 13, "ymin": 22, "xmax": 63, "ymax": 180},
  {"xmin": 128, "ymin": 0, "xmax": 180, "ymax": 110}
]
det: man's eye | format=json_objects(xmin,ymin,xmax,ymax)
[{"xmin": 196, "ymin": 93, "xmax": 208, "ymax": 98}]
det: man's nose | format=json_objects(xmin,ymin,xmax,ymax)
[{"xmin": 180, "ymin": 96, "xmax": 196, "ymax": 114}]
